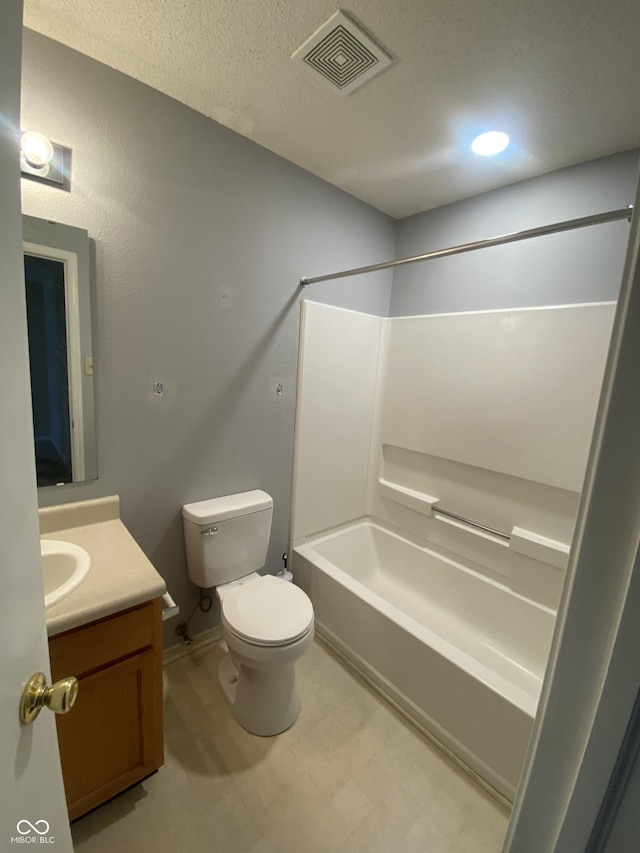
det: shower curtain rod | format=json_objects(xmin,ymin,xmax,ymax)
[{"xmin": 300, "ymin": 205, "xmax": 634, "ymax": 286}]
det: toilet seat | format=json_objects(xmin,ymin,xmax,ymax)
[{"xmin": 221, "ymin": 575, "xmax": 314, "ymax": 647}]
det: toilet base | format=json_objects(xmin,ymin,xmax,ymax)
[{"xmin": 218, "ymin": 653, "xmax": 301, "ymax": 736}]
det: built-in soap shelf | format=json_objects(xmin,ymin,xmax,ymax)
[
  {"xmin": 378, "ymin": 477, "xmax": 570, "ymax": 569},
  {"xmin": 509, "ymin": 527, "xmax": 570, "ymax": 570},
  {"xmin": 378, "ymin": 478, "xmax": 438, "ymax": 515}
]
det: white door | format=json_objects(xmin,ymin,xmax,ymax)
[
  {"xmin": 503, "ymin": 167, "xmax": 640, "ymax": 848},
  {"xmin": 0, "ymin": 2, "xmax": 73, "ymax": 850}
]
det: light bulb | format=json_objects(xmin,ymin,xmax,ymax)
[
  {"xmin": 21, "ymin": 131, "xmax": 54, "ymax": 169},
  {"xmin": 471, "ymin": 131, "xmax": 510, "ymax": 156}
]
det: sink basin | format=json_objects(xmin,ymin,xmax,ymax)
[{"xmin": 41, "ymin": 539, "xmax": 91, "ymax": 609}]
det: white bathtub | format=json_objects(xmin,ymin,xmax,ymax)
[{"xmin": 293, "ymin": 518, "xmax": 557, "ymax": 800}]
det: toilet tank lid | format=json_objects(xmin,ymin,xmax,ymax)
[{"xmin": 182, "ymin": 490, "xmax": 273, "ymax": 524}]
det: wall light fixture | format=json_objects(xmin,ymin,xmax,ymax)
[{"xmin": 20, "ymin": 131, "xmax": 72, "ymax": 190}]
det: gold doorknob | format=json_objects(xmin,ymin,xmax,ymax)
[{"xmin": 20, "ymin": 672, "xmax": 79, "ymax": 725}]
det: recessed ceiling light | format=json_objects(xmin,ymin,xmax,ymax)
[{"xmin": 471, "ymin": 131, "xmax": 510, "ymax": 156}]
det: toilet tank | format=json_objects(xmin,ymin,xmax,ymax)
[{"xmin": 182, "ymin": 490, "xmax": 273, "ymax": 588}]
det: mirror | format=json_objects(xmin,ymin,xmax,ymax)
[{"xmin": 23, "ymin": 215, "xmax": 97, "ymax": 487}]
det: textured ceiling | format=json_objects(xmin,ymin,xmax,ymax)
[{"xmin": 23, "ymin": 0, "xmax": 640, "ymax": 218}]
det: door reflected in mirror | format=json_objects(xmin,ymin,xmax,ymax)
[{"xmin": 23, "ymin": 216, "xmax": 97, "ymax": 487}]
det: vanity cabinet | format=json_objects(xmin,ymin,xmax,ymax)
[{"xmin": 49, "ymin": 598, "xmax": 164, "ymax": 820}]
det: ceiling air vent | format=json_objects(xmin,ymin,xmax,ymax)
[{"xmin": 292, "ymin": 10, "xmax": 392, "ymax": 96}]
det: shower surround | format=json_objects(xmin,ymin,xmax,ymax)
[{"xmin": 290, "ymin": 299, "xmax": 615, "ymax": 799}]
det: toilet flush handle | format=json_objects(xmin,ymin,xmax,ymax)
[{"xmin": 202, "ymin": 527, "xmax": 218, "ymax": 536}]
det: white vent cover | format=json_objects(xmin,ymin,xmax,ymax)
[{"xmin": 292, "ymin": 10, "xmax": 392, "ymax": 96}]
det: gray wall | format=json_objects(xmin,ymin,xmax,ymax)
[
  {"xmin": 21, "ymin": 28, "xmax": 639, "ymax": 647},
  {"xmin": 21, "ymin": 29, "xmax": 396, "ymax": 643},
  {"xmin": 390, "ymin": 151, "xmax": 639, "ymax": 316}
]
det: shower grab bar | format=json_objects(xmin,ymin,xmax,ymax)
[
  {"xmin": 378, "ymin": 479, "xmax": 568, "ymax": 563},
  {"xmin": 431, "ymin": 505, "xmax": 511, "ymax": 543}
]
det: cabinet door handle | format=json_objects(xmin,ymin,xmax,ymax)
[{"xmin": 20, "ymin": 672, "xmax": 79, "ymax": 725}]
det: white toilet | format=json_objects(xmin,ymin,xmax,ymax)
[{"xmin": 182, "ymin": 490, "xmax": 314, "ymax": 736}]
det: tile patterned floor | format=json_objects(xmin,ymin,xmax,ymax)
[{"xmin": 72, "ymin": 638, "xmax": 510, "ymax": 852}]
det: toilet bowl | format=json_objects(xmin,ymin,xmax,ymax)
[
  {"xmin": 217, "ymin": 573, "xmax": 314, "ymax": 736},
  {"xmin": 182, "ymin": 490, "xmax": 315, "ymax": 736}
]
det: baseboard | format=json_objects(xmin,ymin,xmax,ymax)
[{"xmin": 163, "ymin": 625, "xmax": 222, "ymax": 667}]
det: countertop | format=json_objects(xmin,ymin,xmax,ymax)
[{"xmin": 41, "ymin": 496, "xmax": 166, "ymax": 637}]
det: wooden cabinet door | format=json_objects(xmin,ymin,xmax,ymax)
[
  {"xmin": 55, "ymin": 649, "xmax": 161, "ymax": 819},
  {"xmin": 49, "ymin": 600, "xmax": 164, "ymax": 820}
]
